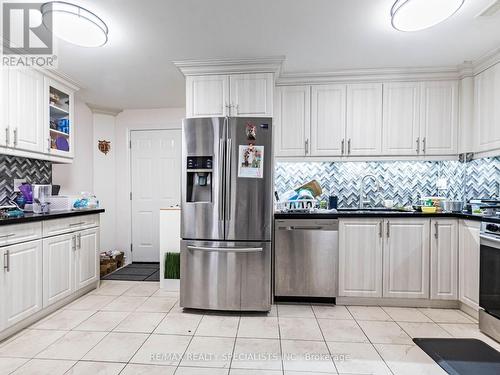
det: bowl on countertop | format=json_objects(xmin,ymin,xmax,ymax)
[{"xmin": 421, "ymin": 206, "xmax": 437, "ymax": 213}]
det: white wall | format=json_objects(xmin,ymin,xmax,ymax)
[
  {"xmin": 115, "ymin": 108, "xmax": 184, "ymax": 262},
  {"xmin": 52, "ymin": 97, "xmax": 94, "ymax": 194},
  {"xmin": 93, "ymin": 113, "xmax": 117, "ymax": 252}
]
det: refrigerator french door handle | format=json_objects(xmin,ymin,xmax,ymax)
[
  {"xmin": 226, "ymin": 137, "xmax": 232, "ymax": 221},
  {"xmin": 218, "ymin": 138, "xmax": 225, "ymax": 221}
]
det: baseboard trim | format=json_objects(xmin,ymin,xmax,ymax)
[
  {"xmin": 337, "ymin": 297, "xmax": 459, "ymax": 308},
  {"xmin": 0, "ymin": 282, "xmax": 98, "ymax": 343}
]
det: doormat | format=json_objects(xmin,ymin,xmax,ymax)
[
  {"xmin": 101, "ymin": 262, "xmax": 160, "ymax": 281},
  {"xmin": 414, "ymin": 338, "xmax": 500, "ymax": 375}
]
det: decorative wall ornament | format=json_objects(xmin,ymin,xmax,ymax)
[{"xmin": 98, "ymin": 140, "xmax": 111, "ymax": 155}]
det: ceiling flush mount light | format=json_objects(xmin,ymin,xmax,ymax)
[
  {"xmin": 391, "ymin": 0, "xmax": 465, "ymax": 32},
  {"xmin": 41, "ymin": 1, "xmax": 108, "ymax": 47}
]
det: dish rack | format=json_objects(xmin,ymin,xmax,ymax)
[{"xmin": 276, "ymin": 199, "xmax": 317, "ymax": 213}]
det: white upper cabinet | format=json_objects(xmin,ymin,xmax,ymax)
[
  {"xmin": 310, "ymin": 84, "xmax": 347, "ymax": 156},
  {"xmin": 186, "ymin": 73, "xmax": 274, "ymax": 118},
  {"xmin": 8, "ymin": 69, "xmax": 45, "ymax": 153},
  {"xmin": 339, "ymin": 219, "xmax": 383, "ymax": 298},
  {"xmin": 383, "ymin": 219, "xmax": 430, "ymax": 299},
  {"xmin": 420, "ymin": 81, "xmax": 458, "ymax": 155},
  {"xmin": 430, "ymin": 219, "xmax": 458, "ymax": 301},
  {"xmin": 475, "ymin": 63, "xmax": 500, "ymax": 153},
  {"xmin": 186, "ymin": 75, "xmax": 229, "ymax": 118},
  {"xmin": 274, "ymin": 85, "xmax": 310, "ymax": 157},
  {"xmin": 229, "ymin": 73, "xmax": 273, "ymax": 117},
  {"xmin": 346, "ymin": 83, "xmax": 383, "ymax": 156},
  {"xmin": 382, "ymin": 82, "xmax": 421, "ymax": 155}
]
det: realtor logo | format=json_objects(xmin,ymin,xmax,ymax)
[{"xmin": 3, "ymin": 2, "xmax": 53, "ymax": 54}]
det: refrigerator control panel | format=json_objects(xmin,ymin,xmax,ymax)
[{"xmin": 187, "ymin": 156, "xmax": 212, "ymax": 170}]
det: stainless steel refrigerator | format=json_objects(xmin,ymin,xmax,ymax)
[{"xmin": 180, "ymin": 117, "xmax": 273, "ymax": 311}]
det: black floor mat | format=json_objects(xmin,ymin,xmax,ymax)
[
  {"xmin": 101, "ymin": 262, "xmax": 160, "ymax": 281},
  {"xmin": 414, "ymin": 338, "xmax": 500, "ymax": 375}
]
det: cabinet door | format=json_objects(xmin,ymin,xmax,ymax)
[
  {"xmin": 420, "ymin": 81, "xmax": 458, "ymax": 155},
  {"xmin": 274, "ymin": 86, "xmax": 310, "ymax": 157},
  {"xmin": 339, "ymin": 219, "xmax": 383, "ymax": 297},
  {"xmin": 310, "ymin": 84, "xmax": 347, "ymax": 156},
  {"xmin": 382, "ymin": 82, "xmax": 421, "ymax": 155},
  {"xmin": 75, "ymin": 228, "xmax": 99, "ymax": 290},
  {"xmin": 346, "ymin": 83, "xmax": 383, "ymax": 155},
  {"xmin": 186, "ymin": 75, "xmax": 229, "ymax": 118},
  {"xmin": 229, "ymin": 73, "xmax": 273, "ymax": 117},
  {"xmin": 459, "ymin": 220, "xmax": 480, "ymax": 310},
  {"xmin": 430, "ymin": 219, "xmax": 458, "ymax": 300},
  {"xmin": 383, "ymin": 219, "xmax": 430, "ymax": 299},
  {"xmin": 43, "ymin": 233, "xmax": 75, "ymax": 307},
  {"xmin": 9, "ymin": 69, "xmax": 44, "ymax": 153},
  {"xmin": 1, "ymin": 240, "xmax": 43, "ymax": 329},
  {"xmin": 475, "ymin": 64, "xmax": 500, "ymax": 152}
]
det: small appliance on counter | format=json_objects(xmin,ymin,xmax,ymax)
[{"xmin": 32, "ymin": 184, "xmax": 52, "ymax": 214}]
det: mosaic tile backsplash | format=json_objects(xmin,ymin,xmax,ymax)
[
  {"xmin": 275, "ymin": 157, "xmax": 500, "ymax": 208},
  {"xmin": 0, "ymin": 155, "xmax": 52, "ymax": 205}
]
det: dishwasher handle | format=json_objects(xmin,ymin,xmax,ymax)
[{"xmin": 279, "ymin": 226, "xmax": 331, "ymax": 231}]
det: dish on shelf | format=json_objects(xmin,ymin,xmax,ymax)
[{"xmin": 55, "ymin": 136, "xmax": 69, "ymax": 152}]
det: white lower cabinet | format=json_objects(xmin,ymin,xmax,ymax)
[
  {"xmin": 43, "ymin": 233, "xmax": 75, "ymax": 307},
  {"xmin": 1, "ymin": 240, "xmax": 43, "ymax": 330},
  {"xmin": 430, "ymin": 219, "xmax": 458, "ymax": 300},
  {"xmin": 76, "ymin": 228, "xmax": 99, "ymax": 290},
  {"xmin": 383, "ymin": 219, "xmax": 430, "ymax": 299},
  {"xmin": 459, "ymin": 220, "xmax": 480, "ymax": 310},
  {"xmin": 0, "ymin": 216, "xmax": 100, "ymax": 335},
  {"xmin": 339, "ymin": 219, "xmax": 383, "ymax": 297}
]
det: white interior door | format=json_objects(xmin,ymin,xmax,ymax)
[{"xmin": 131, "ymin": 129, "xmax": 181, "ymax": 262}]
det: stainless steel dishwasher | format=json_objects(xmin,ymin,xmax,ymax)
[{"xmin": 274, "ymin": 219, "xmax": 338, "ymax": 299}]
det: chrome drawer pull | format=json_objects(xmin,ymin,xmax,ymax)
[
  {"xmin": 4, "ymin": 250, "xmax": 10, "ymax": 272},
  {"xmin": 69, "ymin": 222, "xmax": 86, "ymax": 227},
  {"xmin": 187, "ymin": 246, "xmax": 262, "ymax": 253},
  {"xmin": 0, "ymin": 233, "xmax": 16, "ymax": 239}
]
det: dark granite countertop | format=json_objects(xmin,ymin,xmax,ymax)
[
  {"xmin": 274, "ymin": 210, "xmax": 500, "ymax": 224},
  {"xmin": 0, "ymin": 208, "xmax": 105, "ymax": 226}
]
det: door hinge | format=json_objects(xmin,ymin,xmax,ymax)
[{"xmin": 130, "ymin": 192, "xmax": 132, "ymax": 200}]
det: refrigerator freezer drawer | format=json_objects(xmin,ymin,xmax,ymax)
[{"xmin": 180, "ymin": 240, "xmax": 271, "ymax": 311}]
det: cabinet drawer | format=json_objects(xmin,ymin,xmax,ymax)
[
  {"xmin": 0, "ymin": 222, "xmax": 42, "ymax": 247},
  {"xmin": 43, "ymin": 214, "xmax": 100, "ymax": 237}
]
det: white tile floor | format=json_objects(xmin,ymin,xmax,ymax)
[{"xmin": 0, "ymin": 280, "xmax": 498, "ymax": 375}]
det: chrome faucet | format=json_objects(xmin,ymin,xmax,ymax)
[{"xmin": 359, "ymin": 174, "xmax": 380, "ymax": 208}]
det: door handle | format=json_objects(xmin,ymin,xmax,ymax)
[
  {"xmin": 5, "ymin": 128, "xmax": 9, "ymax": 146},
  {"xmin": 416, "ymin": 137, "xmax": 420, "ymax": 153},
  {"xmin": 348, "ymin": 139, "xmax": 351, "ymax": 154},
  {"xmin": 78, "ymin": 233, "xmax": 82, "ymax": 249},
  {"xmin": 341, "ymin": 139, "xmax": 345, "ymax": 155},
  {"xmin": 386, "ymin": 220, "xmax": 390, "ymax": 237},
  {"xmin": 218, "ymin": 138, "xmax": 225, "ymax": 221},
  {"xmin": 422, "ymin": 137, "xmax": 426, "ymax": 153},
  {"xmin": 3, "ymin": 250, "xmax": 9, "ymax": 272},
  {"xmin": 187, "ymin": 245, "xmax": 262, "ymax": 253},
  {"xmin": 305, "ymin": 139, "xmax": 309, "ymax": 155},
  {"xmin": 47, "ymin": 137, "xmax": 52, "ymax": 152},
  {"xmin": 226, "ymin": 137, "xmax": 232, "ymax": 221},
  {"xmin": 379, "ymin": 221, "xmax": 383, "ymax": 238},
  {"xmin": 434, "ymin": 222, "xmax": 439, "ymax": 239},
  {"xmin": 13, "ymin": 128, "xmax": 18, "ymax": 147}
]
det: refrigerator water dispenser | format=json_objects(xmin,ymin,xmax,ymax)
[{"xmin": 186, "ymin": 156, "xmax": 212, "ymax": 202}]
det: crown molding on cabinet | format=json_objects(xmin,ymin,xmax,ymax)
[
  {"xmin": 86, "ymin": 103, "xmax": 123, "ymax": 116},
  {"xmin": 173, "ymin": 56, "xmax": 286, "ymax": 76},
  {"xmin": 275, "ymin": 155, "xmax": 460, "ymax": 163},
  {"xmin": 473, "ymin": 47, "xmax": 500, "ymax": 75}
]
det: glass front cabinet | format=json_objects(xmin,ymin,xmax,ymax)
[{"xmin": 45, "ymin": 78, "xmax": 74, "ymax": 159}]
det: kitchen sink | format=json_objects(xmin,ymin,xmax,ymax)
[{"xmin": 337, "ymin": 207, "xmax": 406, "ymax": 213}]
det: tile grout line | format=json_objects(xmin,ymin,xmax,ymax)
[
  {"xmin": 311, "ymin": 303, "xmax": 340, "ymax": 375},
  {"xmin": 228, "ymin": 315, "xmax": 241, "ymax": 372},
  {"xmin": 173, "ymin": 309, "xmax": 205, "ymax": 374},
  {"xmin": 276, "ymin": 303, "xmax": 286, "ymax": 375}
]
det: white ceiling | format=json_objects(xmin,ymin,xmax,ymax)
[{"xmin": 54, "ymin": 0, "xmax": 500, "ymax": 109}]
